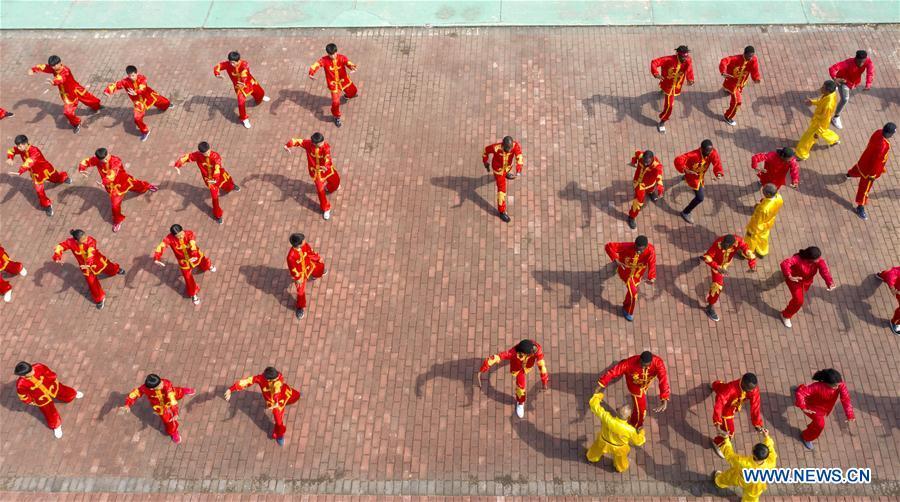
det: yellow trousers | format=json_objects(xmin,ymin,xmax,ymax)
[
  {"xmin": 744, "ymin": 227, "xmax": 772, "ymax": 257},
  {"xmin": 715, "ymin": 468, "xmax": 765, "ymax": 502},
  {"xmin": 586, "ymin": 434, "xmax": 631, "ymax": 472},
  {"xmin": 795, "ymin": 122, "xmax": 839, "ymax": 160}
]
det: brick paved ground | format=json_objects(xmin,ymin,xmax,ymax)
[{"xmin": 0, "ymin": 26, "xmax": 898, "ymax": 498}]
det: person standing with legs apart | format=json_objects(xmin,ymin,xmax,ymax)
[
  {"xmin": 14, "ymin": 362, "xmax": 83, "ymax": 439},
  {"xmin": 750, "ymin": 147, "xmax": 799, "ymax": 190},
  {"xmin": 701, "ymin": 234, "xmax": 756, "ymax": 322},
  {"xmin": 78, "ymin": 148, "xmax": 158, "ymax": 233},
  {"xmin": 119, "ymin": 374, "xmax": 195, "ymax": 444},
  {"xmin": 225, "ymin": 367, "xmax": 301, "ymax": 446},
  {"xmin": 605, "ymin": 235, "xmax": 657, "ymax": 321},
  {"xmin": 7, "ymin": 134, "xmax": 71, "ymax": 216},
  {"xmin": 482, "ymin": 136, "xmax": 524, "ymax": 223},
  {"xmin": 309, "ymin": 43, "xmax": 359, "ymax": 127},
  {"xmin": 286, "ymin": 233, "xmax": 327, "ymax": 320},
  {"xmin": 52, "ymin": 229, "xmax": 126, "ymax": 310},
  {"xmin": 845, "ymin": 122, "xmax": 894, "ymax": 220},
  {"xmin": 214, "ymin": 51, "xmax": 269, "ymax": 129},
  {"xmin": 795, "ymin": 368, "xmax": 854, "ymax": 450},
  {"xmin": 720, "ymin": 45, "xmax": 762, "ymax": 126},
  {"xmin": 1, "ymin": 244, "xmax": 27, "ymax": 303},
  {"xmin": 674, "ymin": 139, "xmax": 723, "ymax": 224},
  {"xmin": 172, "ymin": 142, "xmax": 240, "ymax": 224},
  {"xmin": 285, "ymin": 133, "xmax": 342, "ymax": 220},
  {"xmin": 29, "ymin": 55, "xmax": 102, "ymax": 133},
  {"xmin": 595, "ymin": 351, "xmax": 670, "ymax": 440},
  {"xmin": 710, "ymin": 373, "xmax": 765, "ymax": 458},
  {"xmin": 650, "ymin": 45, "xmax": 694, "ymax": 133},
  {"xmin": 104, "ymin": 65, "xmax": 171, "ymax": 142},
  {"xmin": 585, "ymin": 391, "xmax": 646, "ymax": 473},
  {"xmin": 713, "ymin": 430, "xmax": 777, "ymax": 501},
  {"xmin": 744, "ymin": 183, "xmax": 783, "ymax": 258},
  {"xmin": 474, "ymin": 339, "xmax": 548, "ymax": 419},
  {"xmin": 779, "ymin": 246, "xmax": 835, "ymax": 328},
  {"xmin": 795, "ymin": 80, "xmax": 840, "ymax": 161},
  {"xmin": 153, "ymin": 224, "xmax": 216, "ymax": 306},
  {"xmin": 828, "ymin": 50, "xmax": 875, "ymax": 130},
  {"xmin": 876, "ymin": 266, "xmax": 900, "ymax": 334},
  {"xmin": 626, "ymin": 150, "xmax": 664, "ymax": 230}
]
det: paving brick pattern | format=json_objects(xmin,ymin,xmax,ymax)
[{"xmin": 0, "ymin": 26, "xmax": 898, "ymax": 498}]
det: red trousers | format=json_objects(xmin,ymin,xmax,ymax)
[
  {"xmin": 37, "ymin": 383, "xmax": 79, "ymax": 429},
  {"xmin": 628, "ymin": 184, "xmax": 661, "ymax": 219},
  {"xmin": 33, "ymin": 170, "xmax": 69, "ymax": 208},
  {"xmin": 209, "ymin": 178, "xmax": 236, "ymax": 219},
  {"xmin": 713, "ymin": 416, "xmax": 736, "ymax": 447},
  {"xmin": 271, "ymin": 391, "xmax": 301, "ymax": 439},
  {"xmin": 109, "ymin": 179, "xmax": 154, "ymax": 225},
  {"xmin": 294, "ymin": 261, "xmax": 326, "ymax": 309},
  {"xmin": 707, "ymin": 271, "xmax": 725, "ymax": 305},
  {"xmin": 629, "ymin": 393, "xmax": 648, "ymax": 429},
  {"xmin": 514, "ymin": 371, "xmax": 528, "ymax": 404},
  {"xmin": 83, "ymin": 261, "xmax": 121, "ymax": 304},
  {"xmin": 1, "ymin": 259, "xmax": 24, "ymax": 294},
  {"xmin": 330, "ymin": 83, "xmax": 358, "ymax": 118},
  {"xmin": 781, "ymin": 279, "xmax": 812, "ymax": 319},
  {"xmin": 801, "ymin": 411, "xmax": 828, "ymax": 442},
  {"xmin": 846, "ymin": 165, "xmax": 877, "ymax": 206},
  {"xmin": 134, "ymin": 96, "xmax": 171, "ymax": 134},
  {"xmin": 615, "ymin": 268, "xmax": 642, "ymax": 315},
  {"xmin": 313, "ymin": 172, "xmax": 341, "ymax": 213},
  {"xmin": 181, "ymin": 256, "xmax": 212, "ymax": 297},
  {"xmin": 155, "ymin": 387, "xmax": 192, "ymax": 438},
  {"xmin": 236, "ymin": 84, "xmax": 266, "ymax": 121},
  {"xmin": 724, "ymin": 85, "xmax": 744, "ymax": 120},
  {"xmin": 493, "ymin": 174, "xmax": 510, "ymax": 213},
  {"xmin": 659, "ymin": 91, "xmax": 677, "ymax": 121},
  {"xmin": 62, "ymin": 92, "xmax": 102, "ymax": 127}
]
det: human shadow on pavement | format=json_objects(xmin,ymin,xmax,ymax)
[
  {"xmin": 0, "ymin": 381, "xmax": 45, "ymax": 424},
  {"xmin": 13, "ymin": 98, "xmax": 73, "ymax": 130},
  {"xmin": 98, "ymin": 390, "xmax": 167, "ymax": 435},
  {"xmin": 429, "ymin": 175, "xmax": 496, "ymax": 216},
  {"xmin": 164, "ymin": 180, "xmax": 212, "ymax": 217},
  {"xmin": 184, "ymin": 95, "xmax": 240, "ymax": 124},
  {"xmin": 549, "ymin": 369, "xmax": 617, "ymax": 424},
  {"xmin": 751, "ymin": 90, "xmax": 814, "ymax": 126},
  {"xmin": 32, "ymin": 261, "xmax": 94, "ymax": 302},
  {"xmin": 716, "ymin": 127, "xmax": 795, "ymax": 156},
  {"xmin": 800, "ymin": 170, "xmax": 855, "ymax": 212},
  {"xmin": 682, "ymin": 89, "xmax": 728, "ymax": 122},
  {"xmin": 510, "ymin": 415, "xmax": 591, "ymax": 466},
  {"xmin": 222, "ymin": 386, "xmax": 278, "ymax": 438},
  {"xmin": 719, "ymin": 271, "xmax": 785, "ymax": 320},
  {"xmin": 0, "ymin": 173, "xmax": 40, "ymax": 207},
  {"xmin": 532, "ymin": 267, "xmax": 620, "ymax": 315},
  {"xmin": 652, "ymin": 223, "xmax": 718, "ymax": 255},
  {"xmin": 270, "ymin": 88, "xmax": 333, "ymax": 123},
  {"xmin": 655, "ymin": 257, "xmax": 704, "ymax": 309},
  {"xmin": 92, "ymin": 104, "xmax": 139, "ymax": 136},
  {"xmin": 558, "ymin": 180, "xmax": 632, "ymax": 228},
  {"xmin": 635, "ymin": 445, "xmax": 724, "ymax": 496},
  {"xmin": 580, "ymin": 90, "xmax": 659, "ymax": 128},
  {"xmin": 817, "ymin": 273, "xmax": 884, "ymax": 330},
  {"xmin": 854, "ymin": 87, "xmax": 900, "ymax": 112},
  {"xmin": 243, "ymin": 173, "xmax": 321, "ymax": 214},
  {"xmin": 852, "ymin": 391, "xmax": 899, "ymax": 437},
  {"xmin": 759, "ymin": 390, "xmax": 801, "ymax": 439},
  {"xmin": 415, "ymin": 358, "xmax": 509, "ymax": 408},
  {"xmin": 58, "ymin": 184, "xmax": 110, "ymax": 222},
  {"xmin": 124, "ymin": 255, "xmax": 182, "ymax": 295},
  {"xmin": 238, "ymin": 264, "xmax": 294, "ymax": 311}
]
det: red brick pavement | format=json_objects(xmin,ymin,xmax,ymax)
[{"xmin": 0, "ymin": 26, "xmax": 898, "ymax": 497}]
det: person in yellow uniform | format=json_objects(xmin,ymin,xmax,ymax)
[
  {"xmin": 714, "ymin": 431, "xmax": 777, "ymax": 501},
  {"xmin": 585, "ymin": 392, "xmax": 646, "ymax": 472},
  {"xmin": 795, "ymin": 80, "xmax": 840, "ymax": 160},
  {"xmin": 744, "ymin": 183, "xmax": 783, "ymax": 258}
]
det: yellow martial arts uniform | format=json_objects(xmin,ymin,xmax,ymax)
[
  {"xmin": 795, "ymin": 91, "xmax": 839, "ymax": 160},
  {"xmin": 715, "ymin": 435, "xmax": 777, "ymax": 502},
  {"xmin": 585, "ymin": 392, "xmax": 645, "ymax": 472},
  {"xmin": 744, "ymin": 193, "xmax": 783, "ymax": 257}
]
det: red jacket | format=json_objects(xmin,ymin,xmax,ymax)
[
  {"xmin": 703, "ymin": 235, "xmax": 757, "ymax": 272},
  {"xmin": 16, "ymin": 363, "xmax": 63, "ymax": 408},
  {"xmin": 52, "ymin": 236, "xmax": 111, "ymax": 277},
  {"xmin": 309, "ymin": 54, "xmax": 357, "ymax": 93},
  {"xmin": 214, "ymin": 59, "xmax": 260, "ymax": 96},
  {"xmin": 480, "ymin": 342, "xmax": 549, "ymax": 385},
  {"xmin": 7, "ymin": 145, "xmax": 58, "ymax": 184},
  {"xmin": 125, "ymin": 379, "xmax": 181, "ymax": 418},
  {"xmin": 287, "ymin": 243, "xmax": 322, "ymax": 282},
  {"xmin": 853, "ymin": 129, "xmax": 891, "ymax": 179},
  {"xmin": 829, "ymin": 57, "xmax": 875, "ymax": 89},
  {"xmin": 104, "ymin": 74, "xmax": 163, "ymax": 110},
  {"xmin": 0, "ymin": 245, "xmax": 17, "ymax": 273},
  {"xmin": 605, "ymin": 241, "xmax": 657, "ymax": 283},
  {"xmin": 719, "ymin": 54, "xmax": 761, "ymax": 92},
  {"xmin": 630, "ymin": 150, "xmax": 664, "ymax": 194},
  {"xmin": 881, "ymin": 266, "xmax": 900, "ymax": 289},
  {"xmin": 482, "ymin": 142, "xmax": 525, "ymax": 176},
  {"xmin": 229, "ymin": 373, "xmax": 298, "ymax": 411},
  {"xmin": 795, "ymin": 381, "xmax": 854, "ymax": 420},
  {"xmin": 712, "ymin": 378, "xmax": 763, "ymax": 427},
  {"xmin": 31, "ymin": 64, "xmax": 92, "ymax": 105},
  {"xmin": 650, "ymin": 54, "xmax": 694, "ymax": 95},
  {"xmin": 751, "ymin": 151, "xmax": 799, "ymax": 188},
  {"xmin": 286, "ymin": 139, "xmax": 338, "ymax": 182},
  {"xmin": 674, "ymin": 148, "xmax": 723, "ymax": 190},
  {"xmin": 174, "ymin": 151, "xmax": 232, "ymax": 189},
  {"xmin": 598, "ymin": 354, "xmax": 670, "ymax": 399},
  {"xmin": 78, "ymin": 155, "xmax": 139, "ymax": 197},
  {"xmin": 780, "ymin": 254, "xmax": 834, "ymax": 288},
  {"xmin": 154, "ymin": 231, "xmax": 205, "ymax": 270}
]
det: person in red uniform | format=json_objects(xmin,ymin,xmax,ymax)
[
  {"xmin": 214, "ymin": 51, "xmax": 269, "ymax": 129},
  {"xmin": 29, "ymin": 55, "xmax": 102, "ymax": 132},
  {"xmin": 876, "ymin": 266, "xmax": 900, "ymax": 334},
  {"xmin": 104, "ymin": 65, "xmax": 172, "ymax": 142},
  {"xmin": 284, "ymin": 132, "xmax": 341, "ymax": 220},
  {"xmin": 119, "ymin": 373, "xmax": 195, "ymax": 444},
  {"xmin": 474, "ymin": 339, "xmax": 549, "ymax": 419},
  {"xmin": 846, "ymin": 122, "xmax": 894, "ymax": 220},
  {"xmin": 719, "ymin": 46, "xmax": 762, "ymax": 126},
  {"xmin": 794, "ymin": 368, "xmax": 854, "ymax": 450},
  {"xmin": 605, "ymin": 235, "xmax": 657, "ymax": 321},
  {"xmin": 286, "ymin": 233, "xmax": 327, "ymax": 320},
  {"xmin": 153, "ymin": 224, "xmax": 216, "ymax": 305},
  {"xmin": 0, "ymin": 108, "xmax": 13, "ymax": 119},
  {"xmin": 828, "ymin": 50, "xmax": 875, "ymax": 130},
  {"xmin": 225, "ymin": 366, "xmax": 300, "ymax": 446},
  {"xmin": 650, "ymin": 45, "xmax": 695, "ymax": 133},
  {"xmin": 710, "ymin": 372, "xmax": 765, "ymax": 457},
  {"xmin": 14, "ymin": 361, "xmax": 83, "ymax": 439},
  {"xmin": 701, "ymin": 234, "xmax": 757, "ymax": 322},
  {"xmin": 172, "ymin": 142, "xmax": 240, "ymax": 224},
  {"xmin": 52, "ymin": 229, "xmax": 125, "ymax": 309},
  {"xmin": 309, "ymin": 43, "xmax": 359, "ymax": 127},
  {"xmin": 750, "ymin": 147, "xmax": 799, "ymax": 190},
  {"xmin": 779, "ymin": 246, "xmax": 835, "ymax": 328},
  {"xmin": 6, "ymin": 134, "xmax": 71, "ymax": 216},
  {"xmin": 1, "ymin": 245, "xmax": 27, "ymax": 303},
  {"xmin": 78, "ymin": 148, "xmax": 158, "ymax": 232},
  {"xmin": 674, "ymin": 139, "xmax": 723, "ymax": 224},
  {"xmin": 481, "ymin": 136, "xmax": 525, "ymax": 223},
  {"xmin": 595, "ymin": 351, "xmax": 670, "ymax": 435},
  {"xmin": 626, "ymin": 150, "xmax": 664, "ymax": 230}
]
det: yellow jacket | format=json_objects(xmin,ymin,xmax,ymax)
[
  {"xmin": 589, "ymin": 392, "xmax": 646, "ymax": 447},
  {"xmin": 810, "ymin": 91, "xmax": 838, "ymax": 126},
  {"xmin": 747, "ymin": 194, "xmax": 783, "ymax": 233},
  {"xmin": 721, "ymin": 435, "xmax": 778, "ymax": 499}
]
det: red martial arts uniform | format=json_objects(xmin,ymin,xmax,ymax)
[
  {"xmin": 719, "ymin": 53, "xmax": 761, "ymax": 120},
  {"xmin": 795, "ymin": 381, "xmax": 854, "ymax": 442},
  {"xmin": 829, "ymin": 58, "xmax": 875, "ymax": 90},
  {"xmin": 214, "ymin": 59, "xmax": 266, "ymax": 121},
  {"xmin": 750, "ymin": 151, "xmax": 799, "ymax": 189},
  {"xmin": 711, "ymin": 378, "xmax": 763, "ymax": 448},
  {"xmin": 674, "ymin": 147, "xmax": 723, "ymax": 190},
  {"xmin": 878, "ymin": 266, "xmax": 900, "ymax": 327},
  {"xmin": 285, "ymin": 139, "xmax": 341, "ymax": 213},
  {"xmin": 153, "ymin": 231, "xmax": 212, "ymax": 298},
  {"xmin": 104, "ymin": 74, "xmax": 171, "ymax": 134},
  {"xmin": 628, "ymin": 150, "xmax": 664, "ymax": 220},
  {"xmin": 7, "ymin": 144, "xmax": 69, "ymax": 208},
  {"xmin": 309, "ymin": 54, "xmax": 359, "ymax": 118},
  {"xmin": 79, "ymin": 155, "xmax": 154, "ymax": 226},
  {"xmin": 0, "ymin": 108, "xmax": 9, "ymax": 119},
  {"xmin": 125, "ymin": 379, "xmax": 193, "ymax": 439},
  {"xmin": 52, "ymin": 236, "xmax": 121, "ymax": 304},
  {"xmin": 779, "ymin": 253, "xmax": 834, "ymax": 319},
  {"xmin": 702, "ymin": 235, "xmax": 757, "ymax": 306},
  {"xmin": 482, "ymin": 141, "xmax": 525, "ymax": 214},
  {"xmin": 650, "ymin": 54, "xmax": 694, "ymax": 122},
  {"xmin": 16, "ymin": 363, "xmax": 79, "ymax": 430},
  {"xmin": 0, "ymin": 245, "xmax": 25, "ymax": 296},
  {"xmin": 287, "ymin": 243, "xmax": 325, "ymax": 310},
  {"xmin": 597, "ymin": 354, "xmax": 670, "ymax": 429},
  {"xmin": 479, "ymin": 343, "xmax": 549, "ymax": 405},
  {"xmin": 31, "ymin": 64, "xmax": 101, "ymax": 127},
  {"xmin": 228, "ymin": 373, "xmax": 300, "ymax": 440},
  {"xmin": 604, "ymin": 241, "xmax": 657, "ymax": 316},
  {"xmin": 174, "ymin": 150, "xmax": 237, "ymax": 220},
  {"xmin": 847, "ymin": 129, "xmax": 891, "ymax": 206}
]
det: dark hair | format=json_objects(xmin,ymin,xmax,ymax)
[
  {"xmin": 642, "ymin": 150, "xmax": 654, "ymax": 162},
  {"xmin": 311, "ymin": 132, "xmax": 324, "ymax": 144},
  {"xmin": 635, "ymin": 235, "xmax": 649, "ymax": 249},
  {"xmin": 144, "ymin": 373, "xmax": 161, "ymax": 389},
  {"xmin": 855, "ymin": 50, "xmax": 868, "ymax": 60},
  {"xmin": 14, "ymin": 361, "xmax": 32, "ymax": 376},
  {"xmin": 722, "ymin": 234, "xmax": 736, "ymax": 248},
  {"xmin": 763, "ymin": 183, "xmax": 778, "ymax": 197},
  {"xmin": 263, "ymin": 366, "xmax": 279, "ymax": 380},
  {"xmin": 502, "ymin": 136, "xmax": 514, "ymax": 151},
  {"xmin": 125, "ymin": 65, "xmax": 138, "ymax": 74},
  {"xmin": 639, "ymin": 351, "xmax": 653, "ymax": 365},
  {"xmin": 169, "ymin": 224, "xmax": 183, "ymax": 236},
  {"xmin": 812, "ymin": 368, "xmax": 843, "ymax": 385},
  {"xmin": 752, "ymin": 443, "xmax": 770, "ymax": 461},
  {"xmin": 744, "ymin": 45, "xmax": 755, "ymax": 55},
  {"xmin": 95, "ymin": 148, "xmax": 108, "ymax": 159},
  {"xmin": 675, "ymin": 45, "xmax": 690, "ymax": 54},
  {"xmin": 48, "ymin": 55, "xmax": 61, "ymax": 66},
  {"xmin": 700, "ymin": 139, "xmax": 713, "ymax": 150},
  {"xmin": 70, "ymin": 229, "xmax": 85, "ymax": 240},
  {"xmin": 798, "ymin": 246, "xmax": 821, "ymax": 261},
  {"xmin": 14, "ymin": 135, "xmax": 28, "ymax": 145},
  {"xmin": 823, "ymin": 80, "xmax": 837, "ymax": 93},
  {"xmin": 883, "ymin": 122, "xmax": 897, "ymax": 136},
  {"xmin": 289, "ymin": 233, "xmax": 305, "ymax": 247},
  {"xmin": 198, "ymin": 142, "xmax": 210, "ymax": 153},
  {"xmin": 227, "ymin": 51, "xmax": 241, "ymax": 62},
  {"xmin": 778, "ymin": 147, "xmax": 795, "ymax": 159},
  {"xmin": 326, "ymin": 43, "xmax": 338, "ymax": 55},
  {"xmin": 515, "ymin": 339, "xmax": 535, "ymax": 354},
  {"xmin": 741, "ymin": 372, "xmax": 758, "ymax": 388}
]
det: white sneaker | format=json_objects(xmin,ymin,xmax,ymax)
[
  {"xmin": 262, "ymin": 95, "xmax": 271, "ymax": 102},
  {"xmin": 210, "ymin": 265, "xmax": 217, "ymax": 273},
  {"xmin": 75, "ymin": 391, "xmax": 84, "ymax": 399},
  {"xmin": 53, "ymin": 427, "xmax": 63, "ymax": 439},
  {"xmin": 782, "ymin": 315, "xmax": 792, "ymax": 328},
  {"xmin": 20, "ymin": 268, "xmax": 27, "ymax": 277},
  {"xmin": 657, "ymin": 122, "xmax": 666, "ymax": 134},
  {"xmin": 515, "ymin": 403, "xmax": 525, "ymax": 418},
  {"xmin": 3, "ymin": 290, "xmax": 11, "ymax": 303},
  {"xmin": 242, "ymin": 119, "xmax": 252, "ymax": 129},
  {"xmin": 832, "ymin": 116, "xmax": 843, "ymax": 130},
  {"xmin": 323, "ymin": 210, "xmax": 331, "ymax": 220},
  {"xmin": 192, "ymin": 295, "xmax": 201, "ymax": 305}
]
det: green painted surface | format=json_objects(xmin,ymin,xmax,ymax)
[{"xmin": 0, "ymin": 0, "xmax": 897, "ymax": 29}]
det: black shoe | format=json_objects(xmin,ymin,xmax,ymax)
[
  {"xmin": 232, "ymin": 184, "xmax": 241, "ymax": 192},
  {"xmin": 855, "ymin": 205, "xmax": 868, "ymax": 221},
  {"xmin": 118, "ymin": 268, "xmax": 126, "ymax": 276},
  {"xmin": 5, "ymin": 112, "xmax": 13, "ymax": 118},
  {"xmin": 335, "ymin": 117, "xmax": 343, "ymax": 127},
  {"xmin": 499, "ymin": 212, "xmax": 511, "ymax": 223},
  {"xmin": 45, "ymin": 205, "xmax": 54, "ymax": 216},
  {"xmin": 648, "ymin": 193, "xmax": 659, "ymax": 203},
  {"xmin": 140, "ymin": 132, "xmax": 150, "ymax": 142},
  {"xmin": 95, "ymin": 105, "xmax": 104, "ymax": 113},
  {"xmin": 64, "ymin": 176, "xmax": 73, "ymax": 184},
  {"xmin": 680, "ymin": 211, "xmax": 693, "ymax": 224},
  {"xmin": 705, "ymin": 305, "xmax": 720, "ymax": 322},
  {"xmin": 96, "ymin": 300, "xmax": 105, "ymax": 310},
  {"xmin": 73, "ymin": 124, "xmax": 81, "ymax": 134},
  {"xmin": 215, "ymin": 217, "xmax": 223, "ymax": 225},
  {"xmin": 295, "ymin": 308, "xmax": 305, "ymax": 320},
  {"xmin": 627, "ymin": 217, "xmax": 637, "ymax": 230}
]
